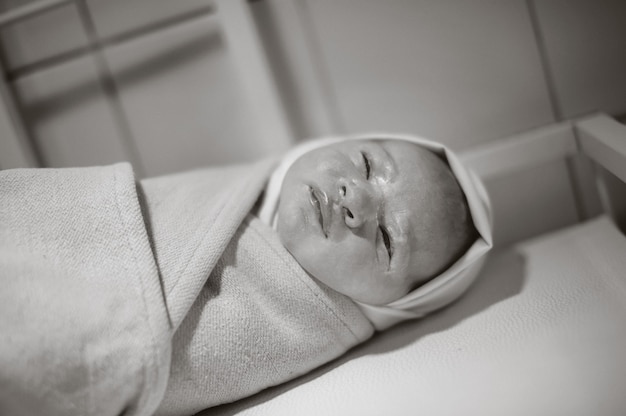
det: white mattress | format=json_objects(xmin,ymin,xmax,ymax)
[{"xmin": 207, "ymin": 216, "xmax": 626, "ymax": 416}]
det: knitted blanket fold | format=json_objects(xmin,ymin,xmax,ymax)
[{"xmin": 0, "ymin": 161, "xmax": 374, "ymax": 416}]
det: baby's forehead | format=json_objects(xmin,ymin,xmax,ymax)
[
  {"xmin": 342, "ymin": 137, "xmax": 399, "ymax": 147},
  {"xmin": 330, "ymin": 137, "xmax": 451, "ymax": 197},
  {"xmin": 343, "ymin": 137, "xmax": 435, "ymax": 158}
]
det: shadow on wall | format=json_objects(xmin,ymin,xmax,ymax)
[{"xmin": 205, "ymin": 247, "xmax": 527, "ymax": 416}]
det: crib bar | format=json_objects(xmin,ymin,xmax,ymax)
[
  {"xmin": 215, "ymin": 0, "xmax": 294, "ymax": 154},
  {"xmin": 576, "ymin": 114, "xmax": 626, "ymax": 230},
  {"xmin": 576, "ymin": 114, "xmax": 626, "ymax": 184},
  {"xmin": 460, "ymin": 121, "xmax": 578, "ymax": 179},
  {"xmin": 0, "ymin": 0, "xmax": 75, "ymax": 28},
  {"xmin": 0, "ymin": 60, "xmax": 37, "ymax": 169}
]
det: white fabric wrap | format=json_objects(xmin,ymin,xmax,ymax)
[
  {"xmin": 1, "ymin": 159, "xmax": 374, "ymax": 415},
  {"xmin": 259, "ymin": 133, "xmax": 494, "ymax": 331}
]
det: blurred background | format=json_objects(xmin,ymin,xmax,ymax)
[
  {"xmin": 1, "ymin": 0, "xmax": 626, "ymax": 177},
  {"xmin": 0, "ymin": 0, "xmax": 625, "ymax": 246}
]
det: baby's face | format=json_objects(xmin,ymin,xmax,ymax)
[{"xmin": 277, "ymin": 139, "xmax": 449, "ymax": 305}]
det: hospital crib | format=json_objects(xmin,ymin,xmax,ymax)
[
  {"xmin": 207, "ymin": 113, "xmax": 626, "ymax": 416},
  {"xmin": 1, "ymin": 2, "xmax": 625, "ymax": 414}
]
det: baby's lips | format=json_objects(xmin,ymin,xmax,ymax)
[
  {"xmin": 308, "ymin": 185, "xmax": 328, "ymax": 237},
  {"xmin": 317, "ymin": 188, "xmax": 332, "ymax": 238}
]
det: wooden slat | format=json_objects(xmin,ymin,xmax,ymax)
[
  {"xmin": 214, "ymin": 0, "xmax": 293, "ymax": 154},
  {"xmin": 0, "ymin": 65, "xmax": 37, "ymax": 169},
  {"xmin": 264, "ymin": 0, "xmax": 343, "ymax": 137},
  {"xmin": 460, "ymin": 121, "xmax": 578, "ymax": 179},
  {"xmin": 576, "ymin": 114, "xmax": 626, "ymax": 184},
  {"xmin": 0, "ymin": 0, "xmax": 75, "ymax": 28}
]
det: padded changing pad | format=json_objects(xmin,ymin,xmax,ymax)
[{"xmin": 208, "ymin": 216, "xmax": 626, "ymax": 416}]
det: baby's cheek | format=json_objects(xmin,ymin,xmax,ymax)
[
  {"xmin": 291, "ymin": 239, "xmax": 345, "ymax": 285},
  {"xmin": 321, "ymin": 240, "xmax": 366, "ymax": 275},
  {"xmin": 277, "ymin": 222, "xmax": 305, "ymax": 263},
  {"xmin": 277, "ymin": 214, "xmax": 322, "ymax": 269}
]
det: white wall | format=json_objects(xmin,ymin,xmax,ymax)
[
  {"xmin": 299, "ymin": 0, "xmax": 555, "ymax": 148},
  {"xmin": 532, "ymin": 0, "xmax": 626, "ymax": 119},
  {"xmin": 261, "ymin": 0, "xmax": 626, "ymax": 142}
]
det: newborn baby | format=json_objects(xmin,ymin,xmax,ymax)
[
  {"xmin": 260, "ymin": 133, "xmax": 492, "ymax": 330},
  {"xmin": 0, "ymin": 131, "xmax": 492, "ymax": 415}
]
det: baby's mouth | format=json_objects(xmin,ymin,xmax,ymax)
[{"xmin": 309, "ymin": 186, "xmax": 328, "ymax": 237}]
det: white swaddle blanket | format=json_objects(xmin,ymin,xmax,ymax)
[
  {"xmin": 0, "ymin": 159, "xmax": 373, "ymax": 416},
  {"xmin": 260, "ymin": 133, "xmax": 493, "ymax": 330},
  {"xmin": 0, "ymin": 133, "xmax": 491, "ymax": 415}
]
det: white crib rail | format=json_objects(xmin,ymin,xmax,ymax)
[
  {"xmin": 0, "ymin": 61, "xmax": 37, "ymax": 169},
  {"xmin": 576, "ymin": 114, "xmax": 626, "ymax": 231},
  {"xmin": 576, "ymin": 114, "xmax": 626, "ymax": 184},
  {"xmin": 461, "ymin": 113, "xmax": 626, "ymax": 235},
  {"xmin": 461, "ymin": 121, "xmax": 578, "ymax": 179},
  {"xmin": 0, "ymin": 0, "xmax": 75, "ymax": 28}
]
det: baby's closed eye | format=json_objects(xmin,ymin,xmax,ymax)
[
  {"xmin": 361, "ymin": 151, "xmax": 371, "ymax": 179},
  {"xmin": 380, "ymin": 226, "xmax": 392, "ymax": 257}
]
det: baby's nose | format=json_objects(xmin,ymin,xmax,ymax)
[{"xmin": 338, "ymin": 178, "xmax": 379, "ymax": 229}]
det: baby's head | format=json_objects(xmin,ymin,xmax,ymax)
[{"xmin": 277, "ymin": 138, "xmax": 476, "ymax": 305}]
